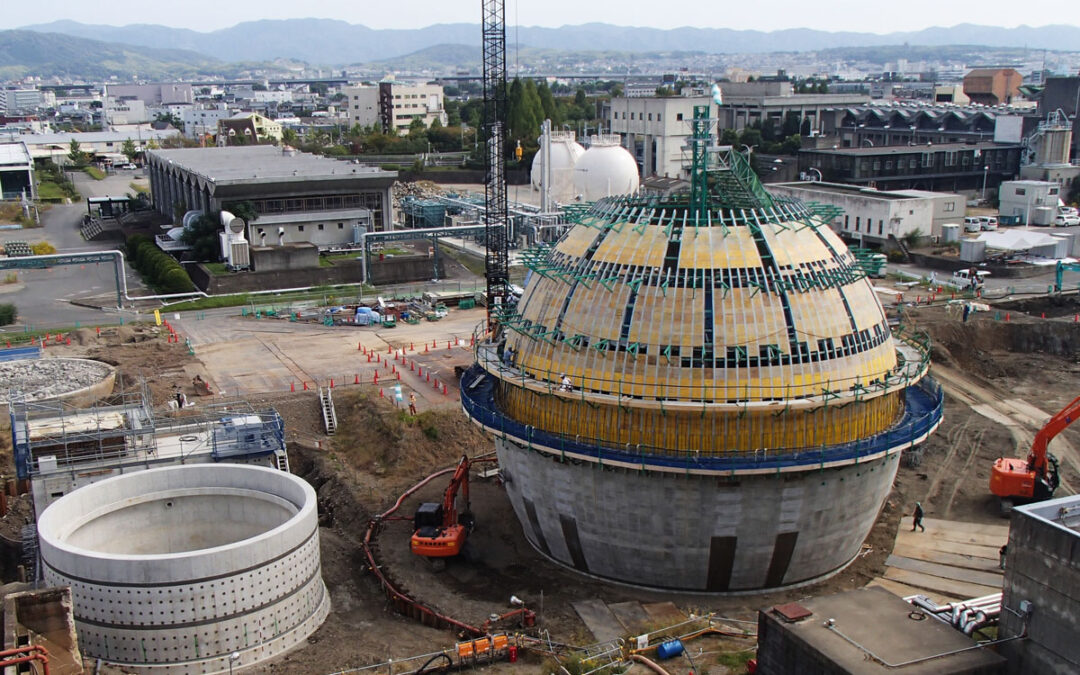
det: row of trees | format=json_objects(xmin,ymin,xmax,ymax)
[{"xmin": 127, "ymin": 235, "xmax": 196, "ymax": 293}]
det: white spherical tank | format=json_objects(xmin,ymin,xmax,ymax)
[
  {"xmin": 572, "ymin": 135, "xmax": 640, "ymax": 202},
  {"xmin": 37, "ymin": 464, "xmax": 330, "ymax": 673},
  {"xmin": 531, "ymin": 131, "xmax": 585, "ymax": 204}
]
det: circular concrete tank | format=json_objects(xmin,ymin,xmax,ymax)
[
  {"xmin": 0, "ymin": 357, "xmax": 115, "ymax": 410},
  {"xmin": 37, "ymin": 464, "xmax": 330, "ymax": 673}
]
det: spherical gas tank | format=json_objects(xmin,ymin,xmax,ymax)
[{"xmin": 572, "ymin": 135, "xmax": 640, "ymax": 202}]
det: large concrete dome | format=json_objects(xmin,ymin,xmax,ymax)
[
  {"xmin": 531, "ymin": 131, "xmax": 585, "ymax": 204},
  {"xmin": 572, "ymin": 135, "xmax": 640, "ymax": 202},
  {"xmin": 463, "ymin": 143, "xmax": 942, "ymax": 592}
]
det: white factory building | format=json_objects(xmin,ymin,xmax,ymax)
[
  {"xmin": 768, "ymin": 181, "xmax": 965, "ymax": 244},
  {"xmin": 608, "ymin": 95, "xmax": 713, "ymax": 178}
]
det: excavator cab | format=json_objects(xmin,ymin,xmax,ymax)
[
  {"xmin": 410, "ymin": 456, "xmax": 474, "ymax": 562},
  {"xmin": 990, "ymin": 453, "xmax": 1059, "ymax": 505}
]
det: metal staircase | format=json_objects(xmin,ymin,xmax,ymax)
[
  {"xmin": 319, "ymin": 387, "xmax": 337, "ymax": 436},
  {"xmin": 273, "ymin": 448, "xmax": 291, "ymax": 473},
  {"xmin": 708, "ymin": 146, "xmax": 776, "ymax": 211}
]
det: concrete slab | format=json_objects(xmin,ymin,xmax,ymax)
[
  {"xmin": 608, "ymin": 601, "xmax": 652, "ymax": 634},
  {"xmin": 572, "ymin": 599, "xmax": 625, "ymax": 643},
  {"xmin": 885, "ymin": 554, "xmax": 1003, "ymax": 588},
  {"xmin": 641, "ymin": 602, "xmax": 685, "ymax": 627},
  {"xmin": 882, "ymin": 567, "xmax": 1001, "ymax": 600},
  {"xmin": 866, "ymin": 578, "xmax": 965, "ymax": 605}
]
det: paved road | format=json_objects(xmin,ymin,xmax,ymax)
[{"xmin": 0, "ymin": 171, "xmax": 154, "ymax": 328}]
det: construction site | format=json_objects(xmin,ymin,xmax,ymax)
[{"xmin": 2, "ymin": 5, "xmax": 1080, "ymax": 675}]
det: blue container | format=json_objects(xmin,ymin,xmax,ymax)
[{"xmin": 655, "ymin": 640, "xmax": 684, "ymax": 660}]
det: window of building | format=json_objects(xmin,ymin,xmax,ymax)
[
  {"xmin": 676, "ymin": 113, "xmax": 683, "ymax": 121},
  {"xmin": 1050, "ymin": 187, "xmax": 1059, "ymax": 195},
  {"xmin": 855, "ymin": 217, "xmax": 861, "ymax": 231},
  {"xmin": 944, "ymin": 202, "xmax": 955, "ymax": 212},
  {"xmin": 1015, "ymin": 188, "xmax": 1026, "ymax": 196},
  {"xmin": 657, "ymin": 114, "xmax": 661, "ymax": 121},
  {"xmin": 885, "ymin": 160, "xmax": 893, "ymax": 170},
  {"xmin": 317, "ymin": 224, "xmax": 324, "ymax": 230},
  {"xmin": 879, "ymin": 220, "xmax": 884, "ymax": 235},
  {"xmin": 630, "ymin": 113, "xmax": 635, "ymax": 120},
  {"xmin": 298, "ymin": 225, "xmax": 304, "ymax": 232},
  {"xmin": 944, "ymin": 151, "xmax": 957, "ymax": 166},
  {"xmin": 873, "ymin": 160, "xmax": 880, "ymax": 171},
  {"xmin": 338, "ymin": 223, "xmax": 344, "ymax": 229},
  {"xmin": 921, "ymin": 152, "xmax": 933, "ymax": 167},
  {"xmin": 844, "ymin": 215, "xmax": 850, "ymax": 229},
  {"xmin": 647, "ymin": 113, "xmax": 653, "ymax": 121},
  {"xmin": 909, "ymin": 158, "xmax": 917, "ymax": 169}
]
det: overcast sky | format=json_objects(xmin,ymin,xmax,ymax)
[{"xmin": 7, "ymin": 0, "xmax": 1077, "ymax": 33}]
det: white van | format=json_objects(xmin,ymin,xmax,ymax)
[
  {"xmin": 963, "ymin": 217, "xmax": 982, "ymax": 233},
  {"xmin": 978, "ymin": 216, "xmax": 998, "ymax": 231},
  {"xmin": 953, "ymin": 268, "xmax": 990, "ymax": 288}
]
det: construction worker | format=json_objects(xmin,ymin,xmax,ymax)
[
  {"xmin": 912, "ymin": 501, "xmax": 925, "ymax": 532},
  {"xmin": 408, "ymin": 392, "xmax": 418, "ymax": 416}
]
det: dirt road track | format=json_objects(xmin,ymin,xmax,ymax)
[{"xmin": 932, "ymin": 365, "xmax": 1077, "ymax": 496}]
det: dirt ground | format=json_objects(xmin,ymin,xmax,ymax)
[{"xmin": 3, "ymin": 294, "xmax": 1080, "ymax": 674}]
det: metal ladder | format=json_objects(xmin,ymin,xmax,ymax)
[
  {"xmin": 273, "ymin": 448, "xmax": 291, "ymax": 473},
  {"xmin": 319, "ymin": 387, "xmax": 337, "ymax": 436},
  {"xmin": 20, "ymin": 524, "xmax": 39, "ymax": 584}
]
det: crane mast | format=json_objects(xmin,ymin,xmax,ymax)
[{"xmin": 481, "ymin": 0, "xmax": 509, "ymax": 332}]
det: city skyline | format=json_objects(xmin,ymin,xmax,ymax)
[{"xmin": 7, "ymin": 0, "xmax": 1080, "ymax": 35}]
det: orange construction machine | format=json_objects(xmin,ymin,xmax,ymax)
[
  {"xmin": 411, "ymin": 456, "xmax": 475, "ymax": 566},
  {"xmin": 990, "ymin": 394, "xmax": 1078, "ymax": 511}
]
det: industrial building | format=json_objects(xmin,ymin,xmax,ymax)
[
  {"xmin": 798, "ymin": 142, "xmax": 1020, "ymax": 193},
  {"xmin": 998, "ymin": 495, "xmax": 1080, "ymax": 674},
  {"xmin": 146, "ymin": 145, "xmax": 397, "ymax": 245},
  {"xmin": 463, "ymin": 106, "xmax": 943, "ymax": 592},
  {"xmin": 711, "ymin": 81, "xmax": 870, "ymax": 135},
  {"xmin": 344, "ymin": 82, "xmax": 447, "ymax": 135},
  {"xmin": 607, "ymin": 95, "xmax": 713, "ymax": 178},
  {"xmin": 0, "ymin": 141, "xmax": 35, "ymax": 201},
  {"xmin": 998, "ymin": 180, "xmax": 1064, "ymax": 226},
  {"xmin": 767, "ymin": 182, "xmax": 964, "ymax": 243},
  {"xmin": 832, "ymin": 104, "xmax": 1031, "ymax": 149},
  {"xmin": 756, "ymin": 587, "xmax": 1005, "ymax": 674},
  {"xmin": 963, "ymin": 68, "xmax": 1023, "ymax": 106}
]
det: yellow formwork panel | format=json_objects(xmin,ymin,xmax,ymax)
[
  {"xmin": 591, "ymin": 225, "xmax": 668, "ymax": 267},
  {"xmin": 846, "ymin": 289, "xmax": 889, "ymax": 329},
  {"xmin": 789, "ymin": 288, "xmax": 851, "ymax": 339},
  {"xmin": 687, "ymin": 227, "xmax": 761, "ymax": 269},
  {"xmin": 556, "ymin": 225, "xmax": 602, "ymax": 259},
  {"xmin": 500, "ymin": 385, "xmax": 903, "ymax": 455},
  {"xmin": 759, "ymin": 222, "xmax": 829, "ymax": 268}
]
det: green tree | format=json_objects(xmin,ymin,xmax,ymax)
[
  {"xmin": 574, "ymin": 88, "xmax": 587, "ymax": 107},
  {"xmin": 537, "ymin": 81, "xmax": 559, "ymax": 125},
  {"xmin": 782, "ymin": 112, "xmax": 802, "ymax": 138},
  {"xmin": 67, "ymin": 139, "xmax": 87, "ymax": 166},
  {"xmin": 122, "ymin": 138, "xmax": 137, "ymax": 162},
  {"xmin": 0, "ymin": 303, "xmax": 16, "ymax": 326},
  {"xmin": 281, "ymin": 128, "xmax": 298, "ymax": 146},
  {"xmin": 180, "ymin": 214, "xmax": 224, "ymax": 262}
]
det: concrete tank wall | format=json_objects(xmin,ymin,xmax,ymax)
[
  {"xmin": 496, "ymin": 438, "xmax": 900, "ymax": 592},
  {"xmin": 37, "ymin": 465, "xmax": 330, "ymax": 673}
]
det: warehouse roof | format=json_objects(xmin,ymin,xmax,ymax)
[{"xmin": 146, "ymin": 145, "xmax": 394, "ymax": 185}]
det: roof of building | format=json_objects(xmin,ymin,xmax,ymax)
[
  {"xmin": 771, "ymin": 181, "xmax": 933, "ymax": 201},
  {"xmin": 759, "ymin": 587, "xmax": 1005, "ymax": 674},
  {"xmin": 19, "ymin": 130, "xmax": 178, "ymax": 147},
  {"xmin": 146, "ymin": 145, "xmax": 394, "ymax": 185},
  {"xmin": 966, "ymin": 68, "xmax": 1019, "ymax": 77},
  {"xmin": 803, "ymin": 142, "xmax": 1016, "ymax": 157},
  {"xmin": 1015, "ymin": 493, "xmax": 1080, "ymax": 535},
  {"xmin": 0, "ymin": 142, "xmax": 32, "ymax": 168}
]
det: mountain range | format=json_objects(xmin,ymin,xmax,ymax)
[{"xmin": 18, "ymin": 19, "xmax": 1080, "ymax": 65}]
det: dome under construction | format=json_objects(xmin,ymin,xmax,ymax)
[{"xmin": 462, "ymin": 106, "xmax": 943, "ymax": 592}]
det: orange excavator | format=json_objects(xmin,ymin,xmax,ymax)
[
  {"xmin": 411, "ymin": 455, "xmax": 475, "ymax": 568},
  {"xmin": 990, "ymin": 394, "xmax": 1079, "ymax": 512}
]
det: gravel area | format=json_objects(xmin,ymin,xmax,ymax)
[{"xmin": 0, "ymin": 358, "xmax": 113, "ymax": 403}]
